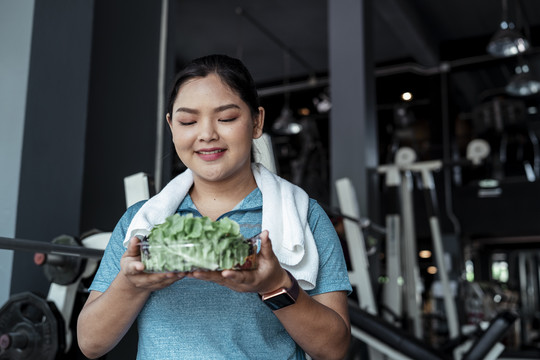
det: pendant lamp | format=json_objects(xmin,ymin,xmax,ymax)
[
  {"xmin": 487, "ymin": 0, "xmax": 529, "ymax": 57},
  {"xmin": 505, "ymin": 58, "xmax": 540, "ymax": 96},
  {"xmin": 272, "ymin": 53, "xmax": 303, "ymax": 135}
]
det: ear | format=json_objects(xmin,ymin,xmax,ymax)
[
  {"xmin": 166, "ymin": 113, "xmax": 173, "ymax": 130},
  {"xmin": 252, "ymin": 107, "xmax": 265, "ymax": 139}
]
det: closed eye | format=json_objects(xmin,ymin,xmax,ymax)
[
  {"xmin": 179, "ymin": 120, "xmax": 196, "ymax": 126},
  {"xmin": 219, "ymin": 117, "xmax": 237, "ymax": 123}
]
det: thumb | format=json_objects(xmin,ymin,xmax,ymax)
[
  {"xmin": 258, "ymin": 230, "xmax": 274, "ymax": 258},
  {"xmin": 126, "ymin": 236, "xmax": 142, "ymax": 257}
]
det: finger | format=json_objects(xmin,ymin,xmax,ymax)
[
  {"xmin": 125, "ymin": 259, "xmax": 145, "ymax": 274},
  {"xmin": 189, "ymin": 270, "xmax": 221, "ymax": 281},
  {"xmin": 133, "ymin": 261, "xmax": 145, "ymax": 272},
  {"xmin": 175, "ymin": 271, "xmax": 188, "ymax": 279},
  {"xmin": 162, "ymin": 273, "xmax": 188, "ymax": 287},
  {"xmin": 126, "ymin": 236, "xmax": 142, "ymax": 257},
  {"xmin": 221, "ymin": 269, "xmax": 245, "ymax": 282},
  {"xmin": 131, "ymin": 273, "xmax": 181, "ymax": 290}
]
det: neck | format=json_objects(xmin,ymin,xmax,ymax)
[{"xmin": 189, "ymin": 164, "xmax": 257, "ymax": 219}]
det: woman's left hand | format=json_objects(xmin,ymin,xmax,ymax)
[
  {"xmin": 190, "ymin": 230, "xmax": 351, "ymax": 360},
  {"xmin": 187, "ymin": 230, "xmax": 289, "ymax": 294}
]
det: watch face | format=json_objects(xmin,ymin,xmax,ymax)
[{"xmin": 262, "ymin": 289, "xmax": 296, "ymax": 310}]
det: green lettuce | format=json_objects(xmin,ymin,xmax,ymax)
[{"xmin": 141, "ymin": 214, "xmax": 252, "ymax": 272}]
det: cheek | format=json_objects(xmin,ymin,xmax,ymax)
[
  {"xmin": 171, "ymin": 130, "xmax": 191, "ymax": 150},
  {"xmin": 232, "ymin": 126, "xmax": 255, "ymax": 147},
  {"xmin": 171, "ymin": 124, "xmax": 192, "ymax": 139},
  {"xmin": 237, "ymin": 122, "xmax": 255, "ymax": 137}
]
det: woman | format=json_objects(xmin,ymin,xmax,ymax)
[{"xmin": 77, "ymin": 54, "xmax": 351, "ymax": 360}]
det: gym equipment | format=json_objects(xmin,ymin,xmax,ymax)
[
  {"xmin": 375, "ymin": 140, "xmax": 490, "ymax": 342},
  {"xmin": 336, "ymin": 175, "xmax": 516, "ymax": 360},
  {"xmin": 0, "ymin": 172, "xmax": 153, "ymax": 358},
  {"xmin": 516, "ymin": 250, "xmax": 540, "ymax": 348},
  {"xmin": 36, "ymin": 235, "xmax": 88, "ymax": 286},
  {"xmin": 348, "ymin": 300, "xmax": 518, "ymax": 360},
  {"xmin": 337, "ymin": 189, "xmax": 517, "ymax": 360},
  {"xmin": 377, "ymin": 163, "xmax": 405, "ymax": 327},
  {"xmin": 0, "ymin": 236, "xmax": 104, "ymax": 260},
  {"xmin": 393, "ymin": 149, "xmax": 461, "ymax": 339},
  {"xmin": 399, "ymin": 168, "xmax": 424, "ymax": 339},
  {"xmin": 124, "ymin": 172, "xmax": 155, "ymax": 208},
  {"xmin": 336, "ymin": 177, "xmax": 384, "ymax": 360},
  {"xmin": 0, "ymin": 233, "xmax": 108, "ymax": 357},
  {"xmin": 471, "ymin": 97, "xmax": 540, "ymax": 182},
  {"xmin": 0, "ymin": 292, "xmax": 65, "ymax": 360},
  {"xmin": 335, "ymin": 138, "xmax": 521, "ymax": 359},
  {"xmin": 336, "ymin": 178, "xmax": 378, "ymax": 314}
]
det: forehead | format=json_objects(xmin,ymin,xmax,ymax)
[{"xmin": 175, "ymin": 74, "xmax": 239, "ymax": 102}]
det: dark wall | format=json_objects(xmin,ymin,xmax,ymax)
[
  {"xmin": 11, "ymin": 0, "xmax": 164, "ymax": 298},
  {"xmin": 11, "ymin": 1, "xmax": 163, "ymax": 359},
  {"xmin": 80, "ymin": 2, "xmax": 163, "ymax": 359},
  {"xmin": 13, "ymin": 0, "xmax": 94, "ymax": 296},
  {"xmin": 81, "ymin": 1, "xmax": 162, "ymax": 234}
]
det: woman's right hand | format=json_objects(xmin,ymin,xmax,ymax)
[
  {"xmin": 120, "ymin": 236, "xmax": 186, "ymax": 292},
  {"xmin": 78, "ymin": 236, "xmax": 183, "ymax": 359}
]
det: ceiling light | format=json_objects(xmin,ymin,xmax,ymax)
[
  {"xmin": 487, "ymin": 24, "xmax": 529, "ymax": 57},
  {"xmin": 487, "ymin": 0, "xmax": 530, "ymax": 57},
  {"xmin": 505, "ymin": 62, "xmax": 540, "ymax": 96},
  {"xmin": 272, "ymin": 51, "xmax": 303, "ymax": 135},
  {"xmin": 272, "ymin": 107, "xmax": 302, "ymax": 135},
  {"xmin": 299, "ymin": 107, "xmax": 310, "ymax": 116},
  {"xmin": 401, "ymin": 92, "xmax": 413, "ymax": 101}
]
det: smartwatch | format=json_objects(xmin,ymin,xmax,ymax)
[{"xmin": 260, "ymin": 270, "xmax": 300, "ymax": 310}]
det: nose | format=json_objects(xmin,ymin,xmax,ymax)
[{"xmin": 197, "ymin": 119, "xmax": 218, "ymax": 142}]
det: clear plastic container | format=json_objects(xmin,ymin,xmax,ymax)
[{"xmin": 140, "ymin": 234, "xmax": 260, "ymax": 273}]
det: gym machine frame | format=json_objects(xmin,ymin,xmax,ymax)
[{"xmin": 336, "ymin": 139, "xmax": 517, "ymax": 359}]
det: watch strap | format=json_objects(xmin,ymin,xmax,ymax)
[
  {"xmin": 283, "ymin": 270, "xmax": 299, "ymax": 301},
  {"xmin": 260, "ymin": 270, "xmax": 300, "ymax": 310}
]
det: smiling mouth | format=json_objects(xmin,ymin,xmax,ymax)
[{"xmin": 197, "ymin": 149, "xmax": 225, "ymax": 155}]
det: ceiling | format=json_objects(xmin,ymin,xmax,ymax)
[{"xmin": 169, "ymin": 0, "xmax": 540, "ymax": 131}]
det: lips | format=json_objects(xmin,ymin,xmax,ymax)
[
  {"xmin": 196, "ymin": 148, "xmax": 226, "ymax": 161},
  {"xmin": 196, "ymin": 149, "xmax": 225, "ymax": 155}
]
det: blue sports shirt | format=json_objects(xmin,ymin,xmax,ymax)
[{"xmin": 90, "ymin": 188, "xmax": 352, "ymax": 359}]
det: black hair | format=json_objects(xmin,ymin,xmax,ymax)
[{"xmin": 167, "ymin": 54, "xmax": 260, "ymax": 117}]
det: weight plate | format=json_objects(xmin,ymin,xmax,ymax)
[
  {"xmin": 43, "ymin": 235, "xmax": 86, "ymax": 285},
  {"xmin": 0, "ymin": 292, "xmax": 64, "ymax": 360}
]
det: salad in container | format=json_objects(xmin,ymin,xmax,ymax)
[{"xmin": 140, "ymin": 214, "xmax": 260, "ymax": 272}]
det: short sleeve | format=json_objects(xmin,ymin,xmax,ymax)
[
  {"xmin": 88, "ymin": 201, "xmax": 146, "ymax": 293},
  {"xmin": 305, "ymin": 199, "xmax": 352, "ymax": 296}
]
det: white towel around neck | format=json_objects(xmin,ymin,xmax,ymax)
[{"xmin": 124, "ymin": 163, "xmax": 319, "ymax": 290}]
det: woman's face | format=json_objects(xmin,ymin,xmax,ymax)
[{"xmin": 167, "ymin": 74, "xmax": 264, "ymax": 183}]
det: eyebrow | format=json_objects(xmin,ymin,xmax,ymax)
[{"xmin": 175, "ymin": 103, "xmax": 241, "ymax": 114}]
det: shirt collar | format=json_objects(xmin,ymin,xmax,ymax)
[{"xmin": 177, "ymin": 187, "xmax": 262, "ymax": 212}]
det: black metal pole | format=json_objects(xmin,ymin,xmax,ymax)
[{"xmin": 0, "ymin": 236, "xmax": 104, "ymax": 259}]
